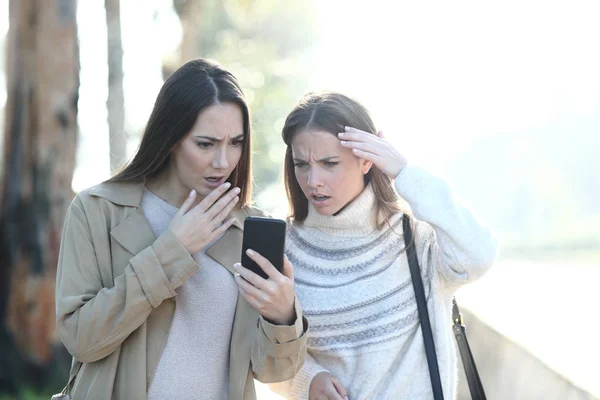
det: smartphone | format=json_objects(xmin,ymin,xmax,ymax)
[{"xmin": 241, "ymin": 217, "xmax": 286, "ymax": 280}]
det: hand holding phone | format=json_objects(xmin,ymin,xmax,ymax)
[
  {"xmin": 233, "ymin": 217, "xmax": 296, "ymax": 325},
  {"xmin": 240, "ymin": 217, "xmax": 286, "ymax": 279}
]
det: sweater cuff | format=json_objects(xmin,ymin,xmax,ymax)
[{"xmin": 290, "ymin": 358, "xmax": 329, "ymax": 399}]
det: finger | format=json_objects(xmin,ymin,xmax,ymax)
[
  {"xmin": 177, "ymin": 189, "xmax": 197, "ymax": 216},
  {"xmin": 195, "ymin": 182, "xmax": 232, "ymax": 213},
  {"xmin": 235, "ymin": 275, "xmax": 266, "ymax": 308},
  {"xmin": 208, "ymin": 217, "xmax": 235, "ymax": 240},
  {"xmin": 338, "ymin": 129, "xmax": 380, "ymax": 144},
  {"xmin": 210, "ymin": 194, "xmax": 240, "ymax": 228},
  {"xmin": 340, "ymin": 140, "xmax": 380, "ymax": 155},
  {"xmin": 325, "ymin": 385, "xmax": 344, "ymax": 400},
  {"xmin": 350, "ymin": 148, "xmax": 378, "ymax": 163},
  {"xmin": 205, "ymin": 187, "xmax": 241, "ymax": 219},
  {"xmin": 235, "ymin": 278, "xmax": 261, "ymax": 308},
  {"xmin": 246, "ymin": 249, "xmax": 283, "ymax": 281},
  {"xmin": 234, "ymin": 271, "xmax": 268, "ymax": 300},
  {"xmin": 281, "ymin": 254, "xmax": 294, "ymax": 280},
  {"xmin": 234, "ymin": 263, "xmax": 271, "ymax": 291},
  {"xmin": 331, "ymin": 377, "xmax": 349, "ymax": 398}
]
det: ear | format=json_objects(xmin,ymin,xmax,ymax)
[{"xmin": 359, "ymin": 158, "xmax": 373, "ymax": 175}]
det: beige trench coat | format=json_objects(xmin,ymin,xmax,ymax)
[{"xmin": 55, "ymin": 181, "xmax": 307, "ymax": 399}]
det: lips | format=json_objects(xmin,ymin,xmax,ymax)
[
  {"xmin": 204, "ymin": 176, "xmax": 226, "ymax": 187},
  {"xmin": 311, "ymin": 194, "xmax": 330, "ymax": 201}
]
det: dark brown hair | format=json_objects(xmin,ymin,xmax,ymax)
[
  {"xmin": 107, "ymin": 58, "xmax": 252, "ymax": 205},
  {"xmin": 282, "ymin": 91, "xmax": 404, "ymax": 228}
]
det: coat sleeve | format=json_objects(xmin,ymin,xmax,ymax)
[
  {"xmin": 55, "ymin": 196, "xmax": 198, "ymax": 363},
  {"xmin": 250, "ymin": 297, "xmax": 309, "ymax": 383}
]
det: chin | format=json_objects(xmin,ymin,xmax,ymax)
[{"xmin": 314, "ymin": 205, "xmax": 339, "ymax": 216}]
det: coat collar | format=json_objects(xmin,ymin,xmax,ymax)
[{"xmin": 90, "ymin": 180, "xmax": 246, "ymax": 272}]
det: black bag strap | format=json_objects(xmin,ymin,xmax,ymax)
[
  {"xmin": 403, "ymin": 214, "xmax": 486, "ymax": 400},
  {"xmin": 403, "ymin": 214, "xmax": 444, "ymax": 400},
  {"xmin": 452, "ymin": 299, "xmax": 487, "ymax": 400}
]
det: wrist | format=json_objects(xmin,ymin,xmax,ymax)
[{"xmin": 268, "ymin": 304, "xmax": 296, "ymax": 326}]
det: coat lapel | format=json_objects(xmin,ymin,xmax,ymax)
[
  {"xmin": 110, "ymin": 207, "xmax": 157, "ymax": 257},
  {"xmin": 206, "ymin": 208, "xmax": 246, "ymax": 274}
]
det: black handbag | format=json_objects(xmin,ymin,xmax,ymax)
[{"xmin": 402, "ymin": 214, "xmax": 486, "ymax": 400}]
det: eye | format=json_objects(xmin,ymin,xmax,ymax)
[
  {"xmin": 196, "ymin": 142, "xmax": 213, "ymax": 149},
  {"xmin": 231, "ymin": 139, "xmax": 245, "ymax": 147},
  {"xmin": 324, "ymin": 161, "xmax": 339, "ymax": 167},
  {"xmin": 293, "ymin": 162, "xmax": 308, "ymax": 168}
]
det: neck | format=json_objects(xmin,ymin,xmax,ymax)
[
  {"xmin": 301, "ymin": 183, "xmax": 378, "ymax": 236},
  {"xmin": 146, "ymin": 167, "xmax": 197, "ymax": 209}
]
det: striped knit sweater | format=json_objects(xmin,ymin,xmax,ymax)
[{"xmin": 270, "ymin": 166, "xmax": 498, "ymax": 399}]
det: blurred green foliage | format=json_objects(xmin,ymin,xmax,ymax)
[{"xmin": 176, "ymin": 0, "xmax": 319, "ymax": 195}]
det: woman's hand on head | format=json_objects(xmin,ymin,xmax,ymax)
[
  {"xmin": 233, "ymin": 253, "xmax": 296, "ymax": 326},
  {"xmin": 168, "ymin": 183, "xmax": 240, "ymax": 255},
  {"xmin": 338, "ymin": 126, "xmax": 407, "ymax": 179},
  {"xmin": 309, "ymin": 371, "xmax": 349, "ymax": 400}
]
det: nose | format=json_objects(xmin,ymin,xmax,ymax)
[
  {"xmin": 212, "ymin": 147, "xmax": 229, "ymax": 170},
  {"xmin": 307, "ymin": 167, "xmax": 323, "ymax": 189}
]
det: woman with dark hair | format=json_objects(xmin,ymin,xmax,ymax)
[
  {"xmin": 55, "ymin": 59, "xmax": 307, "ymax": 400},
  {"xmin": 270, "ymin": 92, "xmax": 497, "ymax": 399}
]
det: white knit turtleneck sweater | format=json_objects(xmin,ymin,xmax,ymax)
[{"xmin": 270, "ymin": 166, "xmax": 498, "ymax": 400}]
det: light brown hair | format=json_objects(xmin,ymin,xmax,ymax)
[{"xmin": 282, "ymin": 91, "xmax": 404, "ymax": 228}]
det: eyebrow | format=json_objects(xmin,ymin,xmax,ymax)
[
  {"xmin": 194, "ymin": 134, "xmax": 245, "ymax": 142},
  {"xmin": 293, "ymin": 156, "xmax": 340, "ymax": 162}
]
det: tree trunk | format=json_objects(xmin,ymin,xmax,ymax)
[
  {"xmin": 164, "ymin": 0, "xmax": 203, "ymax": 79},
  {"xmin": 105, "ymin": 0, "xmax": 126, "ymax": 173},
  {"xmin": 0, "ymin": 0, "xmax": 79, "ymax": 394}
]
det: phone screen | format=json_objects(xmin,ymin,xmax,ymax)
[{"xmin": 241, "ymin": 217, "xmax": 286, "ymax": 280}]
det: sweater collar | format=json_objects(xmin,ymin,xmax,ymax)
[{"xmin": 302, "ymin": 183, "xmax": 377, "ymax": 234}]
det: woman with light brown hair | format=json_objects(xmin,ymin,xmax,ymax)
[{"xmin": 270, "ymin": 92, "xmax": 497, "ymax": 399}]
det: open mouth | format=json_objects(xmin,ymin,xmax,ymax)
[
  {"xmin": 311, "ymin": 194, "xmax": 331, "ymax": 201},
  {"xmin": 205, "ymin": 176, "xmax": 225, "ymax": 184}
]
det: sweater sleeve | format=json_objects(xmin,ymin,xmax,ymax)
[
  {"xmin": 268, "ymin": 352, "xmax": 328, "ymax": 399},
  {"xmin": 394, "ymin": 166, "xmax": 498, "ymax": 286}
]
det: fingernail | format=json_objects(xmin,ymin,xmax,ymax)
[
  {"xmin": 189, "ymin": 189, "xmax": 196, "ymax": 198},
  {"xmin": 338, "ymin": 132, "xmax": 345, "ymax": 137},
  {"xmin": 341, "ymin": 140, "xmax": 347, "ymax": 145},
  {"xmin": 234, "ymin": 187, "xmax": 241, "ymax": 194},
  {"xmin": 224, "ymin": 182, "xmax": 231, "ymax": 188},
  {"xmin": 233, "ymin": 263, "xmax": 240, "ymax": 270},
  {"xmin": 246, "ymin": 249, "xmax": 255, "ymax": 256},
  {"xmin": 345, "ymin": 126, "xmax": 351, "ymax": 131}
]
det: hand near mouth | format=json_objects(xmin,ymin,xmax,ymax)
[{"xmin": 168, "ymin": 182, "xmax": 240, "ymax": 254}]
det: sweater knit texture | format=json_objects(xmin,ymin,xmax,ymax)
[
  {"xmin": 143, "ymin": 189, "xmax": 238, "ymax": 400},
  {"xmin": 270, "ymin": 165, "xmax": 497, "ymax": 400}
]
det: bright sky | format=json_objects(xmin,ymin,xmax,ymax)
[{"xmin": 310, "ymin": 0, "xmax": 600, "ymax": 168}]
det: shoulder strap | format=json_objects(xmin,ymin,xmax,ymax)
[
  {"xmin": 452, "ymin": 299, "xmax": 487, "ymax": 399},
  {"xmin": 403, "ymin": 214, "xmax": 445, "ymax": 400}
]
